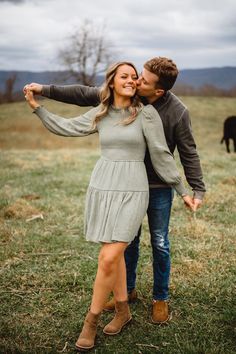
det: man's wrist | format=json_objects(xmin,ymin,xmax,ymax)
[
  {"xmin": 42, "ymin": 85, "xmax": 50, "ymax": 97},
  {"xmin": 193, "ymin": 190, "xmax": 205, "ymax": 200}
]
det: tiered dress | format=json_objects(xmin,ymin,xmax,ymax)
[{"xmin": 34, "ymin": 104, "xmax": 186, "ymax": 243}]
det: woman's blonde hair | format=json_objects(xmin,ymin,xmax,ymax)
[{"xmin": 92, "ymin": 61, "xmax": 141, "ymax": 128}]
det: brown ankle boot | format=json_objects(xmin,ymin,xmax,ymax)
[
  {"xmin": 152, "ymin": 300, "xmax": 171, "ymax": 324},
  {"xmin": 103, "ymin": 289, "xmax": 138, "ymax": 311},
  {"xmin": 75, "ymin": 311, "xmax": 100, "ymax": 351},
  {"xmin": 103, "ymin": 301, "xmax": 132, "ymax": 335}
]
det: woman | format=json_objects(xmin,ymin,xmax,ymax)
[{"xmin": 25, "ymin": 61, "xmax": 192, "ymax": 351}]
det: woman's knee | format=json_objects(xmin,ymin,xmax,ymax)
[
  {"xmin": 98, "ymin": 243, "xmax": 127, "ymax": 275},
  {"xmin": 98, "ymin": 253, "xmax": 116, "ymax": 275}
]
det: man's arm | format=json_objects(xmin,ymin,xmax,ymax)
[
  {"xmin": 175, "ymin": 108, "xmax": 206, "ymax": 207},
  {"xmin": 42, "ymin": 84, "xmax": 100, "ymax": 107},
  {"xmin": 24, "ymin": 83, "xmax": 101, "ymax": 107}
]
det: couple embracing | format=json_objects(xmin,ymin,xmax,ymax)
[{"xmin": 24, "ymin": 56, "xmax": 205, "ymax": 351}]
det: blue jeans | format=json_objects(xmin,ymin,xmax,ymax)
[{"xmin": 125, "ymin": 188, "xmax": 173, "ymax": 300}]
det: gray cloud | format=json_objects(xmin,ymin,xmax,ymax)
[
  {"xmin": 0, "ymin": 0, "xmax": 235, "ymax": 71},
  {"xmin": 0, "ymin": 0, "xmax": 25, "ymax": 3}
]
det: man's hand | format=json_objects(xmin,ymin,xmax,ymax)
[
  {"xmin": 23, "ymin": 83, "xmax": 43, "ymax": 96},
  {"xmin": 192, "ymin": 198, "xmax": 202, "ymax": 212}
]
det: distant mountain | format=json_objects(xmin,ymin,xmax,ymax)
[
  {"xmin": 0, "ymin": 67, "xmax": 236, "ymax": 93},
  {"xmin": 177, "ymin": 67, "xmax": 236, "ymax": 90},
  {"xmin": 0, "ymin": 71, "xmax": 82, "ymax": 93}
]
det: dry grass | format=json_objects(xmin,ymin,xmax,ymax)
[
  {"xmin": 0, "ymin": 100, "xmax": 99, "ymax": 150},
  {"xmin": 0, "ymin": 97, "xmax": 236, "ymax": 353}
]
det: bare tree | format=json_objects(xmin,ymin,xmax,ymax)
[
  {"xmin": 4, "ymin": 74, "xmax": 17, "ymax": 102},
  {"xmin": 59, "ymin": 20, "xmax": 114, "ymax": 86}
]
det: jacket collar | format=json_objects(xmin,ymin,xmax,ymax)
[
  {"xmin": 152, "ymin": 91, "xmax": 170, "ymax": 109},
  {"xmin": 140, "ymin": 91, "xmax": 170, "ymax": 109}
]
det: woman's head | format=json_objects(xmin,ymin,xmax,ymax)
[
  {"xmin": 93, "ymin": 62, "xmax": 141, "ymax": 127},
  {"xmin": 104, "ymin": 61, "xmax": 138, "ymax": 103}
]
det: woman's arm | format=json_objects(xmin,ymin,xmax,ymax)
[
  {"xmin": 25, "ymin": 89, "xmax": 99, "ymax": 137},
  {"xmin": 142, "ymin": 105, "xmax": 189, "ymax": 198},
  {"xmin": 175, "ymin": 108, "xmax": 206, "ymax": 200}
]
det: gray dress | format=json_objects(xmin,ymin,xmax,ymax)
[{"xmin": 34, "ymin": 104, "xmax": 186, "ymax": 243}]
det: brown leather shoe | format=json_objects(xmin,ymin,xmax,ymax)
[
  {"xmin": 103, "ymin": 301, "xmax": 132, "ymax": 335},
  {"xmin": 75, "ymin": 311, "xmax": 100, "ymax": 351},
  {"xmin": 103, "ymin": 289, "xmax": 138, "ymax": 311},
  {"xmin": 151, "ymin": 300, "xmax": 171, "ymax": 324}
]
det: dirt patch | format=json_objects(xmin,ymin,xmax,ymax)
[{"xmin": 4, "ymin": 198, "xmax": 42, "ymax": 219}]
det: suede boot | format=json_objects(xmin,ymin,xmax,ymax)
[
  {"xmin": 103, "ymin": 289, "xmax": 138, "ymax": 311},
  {"xmin": 75, "ymin": 311, "xmax": 100, "ymax": 351},
  {"xmin": 103, "ymin": 300, "xmax": 132, "ymax": 335}
]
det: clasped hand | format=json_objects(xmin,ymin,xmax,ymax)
[
  {"xmin": 182, "ymin": 195, "xmax": 202, "ymax": 212},
  {"xmin": 24, "ymin": 87, "xmax": 40, "ymax": 110},
  {"xmin": 23, "ymin": 82, "xmax": 43, "ymax": 109}
]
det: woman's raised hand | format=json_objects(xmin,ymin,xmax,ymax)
[{"xmin": 24, "ymin": 88, "xmax": 40, "ymax": 110}]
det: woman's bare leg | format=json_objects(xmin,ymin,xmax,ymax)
[{"xmin": 90, "ymin": 242, "xmax": 128, "ymax": 314}]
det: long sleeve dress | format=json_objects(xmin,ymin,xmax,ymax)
[{"xmin": 34, "ymin": 104, "xmax": 186, "ymax": 243}]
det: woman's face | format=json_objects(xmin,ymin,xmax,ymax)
[{"xmin": 112, "ymin": 64, "xmax": 138, "ymax": 98}]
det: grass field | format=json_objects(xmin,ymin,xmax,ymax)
[{"xmin": 0, "ymin": 97, "xmax": 236, "ymax": 353}]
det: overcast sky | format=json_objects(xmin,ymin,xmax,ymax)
[{"xmin": 0, "ymin": 0, "xmax": 236, "ymax": 72}]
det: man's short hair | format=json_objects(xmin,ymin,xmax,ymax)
[{"xmin": 144, "ymin": 57, "xmax": 179, "ymax": 91}]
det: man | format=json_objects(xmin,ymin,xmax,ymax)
[{"xmin": 24, "ymin": 57, "xmax": 206, "ymax": 324}]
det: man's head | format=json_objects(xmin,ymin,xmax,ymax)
[{"xmin": 137, "ymin": 57, "xmax": 179, "ymax": 103}]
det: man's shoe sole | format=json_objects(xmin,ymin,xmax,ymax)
[{"xmin": 151, "ymin": 311, "xmax": 172, "ymax": 324}]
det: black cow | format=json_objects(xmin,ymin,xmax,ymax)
[{"xmin": 221, "ymin": 116, "xmax": 236, "ymax": 153}]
